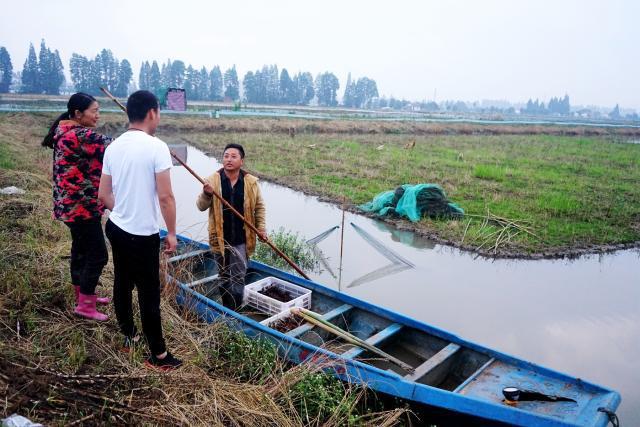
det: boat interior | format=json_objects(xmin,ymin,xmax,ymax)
[
  {"xmin": 166, "ymin": 240, "xmax": 497, "ymax": 392},
  {"xmin": 161, "ymin": 238, "xmax": 619, "ymax": 422}
]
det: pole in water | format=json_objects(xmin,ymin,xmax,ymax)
[{"xmin": 338, "ymin": 198, "xmax": 346, "ymax": 290}]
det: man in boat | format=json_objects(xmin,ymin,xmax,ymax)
[
  {"xmin": 98, "ymin": 90, "xmax": 182, "ymax": 371},
  {"xmin": 196, "ymin": 143, "xmax": 267, "ymax": 310}
]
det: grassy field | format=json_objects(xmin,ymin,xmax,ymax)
[
  {"xmin": 147, "ymin": 116, "xmax": 640, "ymax": 257},
  {"xmin": 0, "ymin": 112, "xmax": 409, "ymax": 425},
  {"xmin": 1, "ymin": 109, "xmax": 638, "ymax": 423},
  {"xmin": 5, "ymin": 111, "xmax": 639, "ymax": 258}
]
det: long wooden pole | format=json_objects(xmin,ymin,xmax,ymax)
[
  {"xmin": 291, "ymin": 308, "xmax": 414, "ymax": 372},
  {"xmin": 100, "ymin": 87, "xmax": 310, "ymax": 279},
  {"xmin": 338, "ymin": 198, "xmax": 346, "ymax": 290}
]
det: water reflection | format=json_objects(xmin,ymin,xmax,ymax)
[
  {"xmin": 371, "ymin": 220, "xmax": 437, "ymax": 250},
  {"xmin": 164, "ymin": 143, "xmax": 640, "ymax": 423}
]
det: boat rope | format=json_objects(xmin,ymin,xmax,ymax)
[{"xmin": 598, "ymin": 407, "xmax": 620, "ymax": 427}]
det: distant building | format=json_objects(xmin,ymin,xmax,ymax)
[{"xmin": 165, "ymin": 88, "xmax": 186, "ymax": 111}]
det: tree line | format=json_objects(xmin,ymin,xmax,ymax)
[
  {"xmin": 522, "ymin": 95, "xmax": 571, "ymax": 115},
  {"xmin": 70, "ymin": 49, "xmax": 132, "ymax": 97},
  {"xmin": 0, "ymin": 40, "xmax": 65, "ymax": 95},
  {"xmin": 138, "ymin": 60, "xmax": 236, "ymax": 101},
  {"xmin": 0, "ymin": 41, "xmax": 379, "ymax": 108},
  {"xmin": 1, "ymin": 42, "xmax": 634, "ymax": 119}
]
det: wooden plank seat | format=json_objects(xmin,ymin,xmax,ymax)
[
  {"xmin": 341, "ymin": 323, "xmax": 403, "ymax": 359},
  {"xmin": 405, "ymin": 343, "xmax": 461, "ymax": 383}
]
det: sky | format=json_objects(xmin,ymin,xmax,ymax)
[{"xmin": 1, "ymin": 0, "xmax": 639, "ymax": 109}]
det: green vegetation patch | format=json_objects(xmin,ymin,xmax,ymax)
[{"xmin": 179, "ymin": 128, "xmax": 640, "ymax": 255}]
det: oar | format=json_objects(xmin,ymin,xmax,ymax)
[
  {"xmin": 100, "ymin": 87, "xmax": 310, "ymax": 280},
  {"xmin": 291, "ymin": 307, "xmax": 414, "ymax": 372}
]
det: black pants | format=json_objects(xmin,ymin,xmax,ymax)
[
  {"xmin": 105, "ymin": 219, "xmax": 166, "ymax": 355},
  {"xmin": 65, "ymin": 219, "xmax": 108, "ymax": 295}
]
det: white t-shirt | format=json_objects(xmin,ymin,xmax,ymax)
[{"xmin": 102, "ymin": 130, "xmax": 172, "ymax": 236}]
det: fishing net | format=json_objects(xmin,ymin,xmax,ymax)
[{"xmin": 359, "ymin": 184, "xmax": 464, "ymax": 222}]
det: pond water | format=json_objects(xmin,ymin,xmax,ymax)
[{"xmin": 168, "ymin": 145, "xmax": 640, "ymax": 423}]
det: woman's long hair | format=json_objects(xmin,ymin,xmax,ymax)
[{"xmin": 41, "ymin": 92, "xmax": 97, "ymax": 148}]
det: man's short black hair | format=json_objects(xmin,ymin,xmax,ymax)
[
  {"xmin": 126, "ymin": 90, "xmax": 159, "ymax": 123},
  {"xmin": 224, "ymin": 143, "xmax": 245, "ymax": 158}
]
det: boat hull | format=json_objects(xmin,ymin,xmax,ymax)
[{"xmin": 165, "ymin": 233, "xmax": 620, "ymax": 427}]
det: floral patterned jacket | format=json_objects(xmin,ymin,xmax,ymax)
[{"xmin": 52, "ymin": 120, "xmax": 112, "ymax": 222}]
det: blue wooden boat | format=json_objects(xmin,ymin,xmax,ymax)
[{"xmin": 164, "ymin": 233, "xmax": 621, "ymax": 426}]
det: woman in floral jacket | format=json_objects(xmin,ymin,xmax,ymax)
[{"xmin": 42, "ymin": 92, "xmax": 112, "ymax": 321}]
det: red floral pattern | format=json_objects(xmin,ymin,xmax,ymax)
[{"xmin": 52, "ymin": 121, "xmax": 112, "ymax": 222}]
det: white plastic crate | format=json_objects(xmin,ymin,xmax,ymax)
[
  {"xmin": 260, "ymin": 307, "xmax": 294, "ymax": 327},
  {"xmin": 243, "ymin": 276, "xmax": 311, "ymax": 316}
]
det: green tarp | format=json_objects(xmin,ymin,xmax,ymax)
[{"xmin": 359, "ymin": 184, "xmax": 464, "ymax": 222}]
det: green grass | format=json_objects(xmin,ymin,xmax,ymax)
[
  {"xmin": 175, "ymin": 130, "xmax": 640, "ymax": 255},
  {"xmin": 474, "ymin": 164, "xmax": 506, "ymax": 181},
  {"xmin": 253, "ymin": 227, "xmax": 320, "ymax": 274},
  {"xmin": 0, "ymin": 143, "xmax": 15, "ymax": 169}
]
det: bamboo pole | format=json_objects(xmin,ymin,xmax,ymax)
[
  {"xmin": 338, "ymin": 198, "xmax": 346, "ymax": 290},
  {"xmin": 291, "ymin": 307, "xmax": 414, "ymax": 372},
  {"xmin": 100, "ymin": 87, "xmax": 310, "ymax": 279}
]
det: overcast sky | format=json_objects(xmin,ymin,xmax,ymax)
[{"xmin": 1, "ymin": 0, "xmax": 638, "ymax": 109}]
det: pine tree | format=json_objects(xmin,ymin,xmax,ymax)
[
  {"xmin": 353, "ymin": 77, "xmax": 378, "ymax": 108},
  {"xmin": 21, "ymin": 43, "xmax": 38, "ymax": 93},
  {"xmin": 209, "ymin": 65, "xmax": 223, "ymax": 101},
  {"xmin": 49, "ymin": 49, "xmax": 65, "ymax": 95},
  {"xmin": 95, "ymin": 49, "xmax": 119, "ymax": 94},
  {"xmin": 223, "ymin": 65, "xmax": 239, "ymax": 100},
  {"xmin": 197, "ymin": 67, "xmax": 209, "ymax": 101},
  {"xmin": 296, "ymin": 72, "xmax": 314, "ymax": 105},
  {"xmin": 264, "ymin": 65, "xmax": 278, "ymax": 104},
  {"xmin": 149, "ymin": 61, "xmax": 161, "ymax": 94},
  {"xmin": 32, "ymin": 40, "xmax": 64, "ymax": 95},
  {"xmin": 114, "ymin": 59, "xmax": 132, "ymax": 97},
  {"xmin": 37, "ymin": 40, "xmax": 50, "ymax": 94},
  {"xmin": 139, "ymin": 61, "xmax": 150, "ymax": 90},
  {"xmin": 170, "ymin": 60, "xmax": 186, "ymax": 87},
  {"xmin": 343, "ymin": 72, "xmax": 355, "ymax": 107},
  {"xmin": 87, "ymin": 56, "xmax": 102, "ymax": 96},
  {"xmin": 561, "ymin": 94, "xmax": 570, "ymax": 115},
  {"xmin": 610, "ymin": 104, "xmax": 621, "ymax": 119},
  {"xmin": 0, "ymin": 47, "xmax": 13, "ymax": 93},
  {"xmin": 315, "ymin": 72, "xmax": 340, "ymax": 106},
  {"xmin": 525, "ymin": 99, "xmax": 534, "ymax": 114},
  {"xmin": 184, "ymin": 64, "xmax": 196, "ymax": 98},
  {"xmin": 160, "ymin": 60, "xmax": 171, "ymax": 88},
  {"xmin": 243, "ymin": 71, "xmax": 256, "ymax": 103},
  {"xmin": 279, "ymin": 68, "xmax": 294, "ymax": 104},
  {"xmin": 70, "ymin": 53, "xmax": 90, "ymax": 93},
  {"xmin": 256, "ymin": 66, "xmax": 268, "ymax": 103}
]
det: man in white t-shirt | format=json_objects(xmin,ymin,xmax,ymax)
[{"xmin": 98, "ymin": 90, "xmax": 181, "ymax": 371}]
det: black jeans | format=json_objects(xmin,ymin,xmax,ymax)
[
  {"xmin": 105, "ymin": 219, "xmax": 166, "ymax": 355},
  {"xmin": 65, "ymin": 219, "xmax": 108, "ymax": 295}
]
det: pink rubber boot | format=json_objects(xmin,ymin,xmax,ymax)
[
  {"xmin": 74, "ymin": 285, "xmax": 110, "ymax": 305},
  {"xmin": 74, "ymin": 293, "xmax": 109, "ymax": 321}
]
